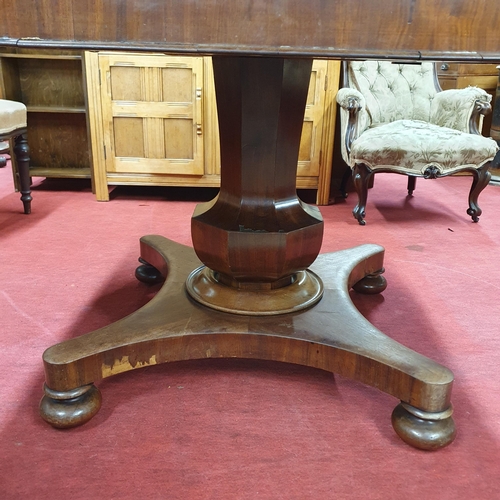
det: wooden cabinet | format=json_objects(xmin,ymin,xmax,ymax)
[
  {"xmin": 86, "ymin": 52, "xmax": 205, "ymax": 200},
  {"xmin": 0, "ymin": 47, "xmax": 91, "ymax": 181},
  {"xmin": 85, "ymin": 51, "xmax": 340, "ymax": 204},
  {"xmin": 437, "ymin": 62, "xmax": 499, "ymax": 92},
  {"xmin": 437, "ymin": 62, "xmax": 500, "ymax": 181},
  {"xmin": 437, "ymin": 62, "xmax": 499, "ymax": 136},
  {"xmin": 0, "ymin": 46, "xmax": 339, "ymax": 205}
]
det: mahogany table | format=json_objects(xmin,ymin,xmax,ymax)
[{"xmin": 3, "ymin": 0, "xmax": 499, "ymax": 451}]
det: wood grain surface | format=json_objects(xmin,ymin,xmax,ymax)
[{"xmin": 1, "ymin": 0, "xmax": 499, "ymax": 60}]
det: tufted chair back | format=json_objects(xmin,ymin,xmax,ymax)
[{"xmin": 346, "ymin": 61, "xmax": 440, "ymax": 125}]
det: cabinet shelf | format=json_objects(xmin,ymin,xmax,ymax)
[
  {"xmin": 27, "ymin": 106, "xmax": 86, "ymax": 113},
  {"xmin": 0, "ymin": 48, "xmax": 91, "ymax": 180},
  {"xmin": 29, "ymin": 167, "xmax": 91, "ymax": 178},
  {"xmin": 0, "ymin": 53, "xmax": 81, "ymax": 61}
]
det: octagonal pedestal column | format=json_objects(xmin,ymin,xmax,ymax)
[{"xmin": 190, "ymin": 56, "xmax": 323, "ymax": 314}]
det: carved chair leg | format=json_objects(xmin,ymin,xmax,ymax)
[
  {"xmin": 339, "ymin": 164, "xmax": 352, "ymax": 198},
  {"xmin": 13, "ymin": 134, "xmax": 32, "ymax": 214},
  {"xmin": 0, "ymin": 139, "xmax": 8, "ymax": 167},
  {"xmin": 467, "ymin": 164, "xmax": 491, "ymax": 222},
  {"xmin": 352, "ymin": 163, "xmax": 372, "ymax": 225},
  {"xmin": 407, "ymin": 176, "xmax": 416, "ymax": 196}
]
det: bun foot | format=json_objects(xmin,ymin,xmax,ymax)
[
  {"xmin": 39, "ymin": 383, "xmax": 102, "ymax": 429},
  {"xmin": 391, "ymin": 402, "xmax": 456, "ymax": 450},
  {"xmin": 135, "ymin": 257, "xmax": 164, "ymax": 284},
  {"xmin": 352, "ymin": 268, "xmax": 387, "ymax": 294}
]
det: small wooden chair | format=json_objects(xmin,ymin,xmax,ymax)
[{"xmin": 0, "ymin": 99, "xmax": 31, "ymax": 213}]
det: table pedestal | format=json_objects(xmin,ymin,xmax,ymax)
[{"xmin": 39, "ymin": 56, "xmax": 455, "ymax": 450}]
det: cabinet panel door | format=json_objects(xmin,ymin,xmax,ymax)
[
  {"xmin": 206, "ymin": 59, "xmax": 329, "ymax": 179},
  {"xmin": 98, "ymin": 54, "xmax": 204, "ymax": 175},
  {"xmin": 297, "ymin": 60, "xmax": 328, "ymax": 178}
]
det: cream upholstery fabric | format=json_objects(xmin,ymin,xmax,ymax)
[
  {"xmin": 0, "ymin": 99, "xmax": 27, "ymax": 135},
  {"xmin": 337, "ymin": 61, "xmax": 499, "ymax": 172},
  {"xmin": 430, "ymin": 86, "xmax": 493, "ymax": 131},
  {"xmin": 350, "ymin": 119, "xmax": 497, "ymax": 175},
  {"xmin": 347, "ymin": 61, "xmax": 437, "ymax": 124}
]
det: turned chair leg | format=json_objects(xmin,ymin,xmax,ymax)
[
  {"xmin": 407, "ymin": 176, "xmax": 416, "ymax": 196},
  {"xmin": 339, "ymin": 165, "xmax": 352, "ymax": 198},
  {"xmin": 0, "ymin": 139, "xmax": 8, "ymax": 167},
  {"xmin": 352, "ymin": 163, "xmax": 372, "ymax": 225},
  {"xmin": 13, "ymin": 134, "xmax": 32, "ymax": 214},
  {"xmin": 467, "ymin": 164, "xmax": 491, "ymax": 222}
]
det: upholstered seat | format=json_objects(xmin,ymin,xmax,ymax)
[
  {"xmin": 336, "ymin": 61, "xmax": 499, "ymax": 225},
  {"xmin": 0, "ymin": 99, "xmax": 31, "ymax": 213}
]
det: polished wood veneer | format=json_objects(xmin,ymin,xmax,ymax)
[
  {"xmin": 41, "ymin": 236, "xmax": 455, "ymax": 450},
  {"xmin": 3, "ymin": 0, "xmax": 491, "ymax": 449},
  {"xmin": 2, "ymin": 1, "xmax": 500, "ymax": 61}
]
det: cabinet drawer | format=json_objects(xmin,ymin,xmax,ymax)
[{"xmin": 438, "ymin": 62, "xmax": 498, "ymax": 78}]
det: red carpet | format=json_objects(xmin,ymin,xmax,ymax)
[{"xmin": 0, "ymin": 163, "xmax": 499, "ymax": 499}]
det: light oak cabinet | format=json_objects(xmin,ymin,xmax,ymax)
[
  {"xmin": 87, "ymin": 53, "xmax": 204, "ymax": 184},
  {"xmin": 85, "ymin": 51, "xmax": 340, "ymax": 204}
]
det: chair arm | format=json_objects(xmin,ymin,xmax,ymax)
[
  {"xmin": 430, "ymin": 87, "xmax": 492, "ymax": 134},
  {"xmin": 336, "ymin": 88, "xmax": 371, "ymax": 161}
]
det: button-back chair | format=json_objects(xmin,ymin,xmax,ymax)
[{"xmin": 336, "ymin": 61, "xmax": 498, "ymax": 225}]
